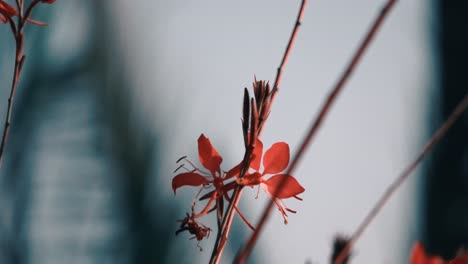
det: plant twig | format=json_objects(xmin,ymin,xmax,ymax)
[
  {"xmin": 0, "ymin": 18, "xmax": 25, "ymax": 168},
  {"xmin": 208, "ymin": 1, "xmax": 307, "ymax": 263},
  {"xmin": 235, "ymin": 0, "xmax": 397, "ymax": 262},
  {"xmin": 333, "ymin": 93, "xmax": 468, "ymax": 264},
  {"xmin": 264, "ymin": 0, "xmax": 307, "ymax": 134},
  {"xmin": 0, "ymin": 0, "xmax": 41, "ymax": 168}
]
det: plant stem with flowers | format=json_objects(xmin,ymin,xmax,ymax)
[
  {"xmin": 171, "ymin": 0, "xmax": 468, "ymax": 263},
  {"xmin": 172, "ymin": 1, "xmax": 307, "ymax": 263}
]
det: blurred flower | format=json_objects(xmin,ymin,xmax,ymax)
[
  {"xmin": 0, "ymin": 0, "xmax": 17, "ymax": 23},
  {"xmin": 410, "ymin": 242, "xmax": 468, "ymax": 264}
]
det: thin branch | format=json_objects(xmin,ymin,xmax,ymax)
[
  {"xmin": 259, "ymin": 0, "xmax": 307, "ymax": 136},
  {"xmin": 333, "ymin": 93, "xmax": 468, "ymax": 264},
  {"xmin": 0, "ymin": 16, "xmax": 25, "ymax": 168},
  {"xmin": 208, "ymin": 2, "xmax": 308, "ymax": 263},
  {"xmin": 23, "ymin": 0, "xmax": 40, "ymax": 28},
  {"xmin": 270, "ymin": 0, "xmax": 307, "ymax": 98},
  {"xmin": 235, "ymin": 0, "xmax": 397, "ymax": 262}
]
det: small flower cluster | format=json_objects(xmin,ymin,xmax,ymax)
[
  {"xmin": 171, "ymin": 80, "xmax": 305, "ymax": 249},
  {"xmin": 410, "ymin": 242, "xmax": 468, "ymax": 264}
]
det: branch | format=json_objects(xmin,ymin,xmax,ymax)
[{"xmin": 333, "ymin": 93, "xmax": 468, "ymax": 264}]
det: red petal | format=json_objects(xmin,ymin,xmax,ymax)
[
  {"xmin": 263, "ymin": 142, "xmax": 289, "ymax": 174},
  {"xmin": 172, "ymin": 172, "xmax": 210, "ymax": 194},
  {"xmin": 264, "ymin": 174, "xmax": 304, "ymax": 199},
  {"xmin": 450, "ymin": 252, "xmax": 468, "ymax": 264},
  {"xmin": 250, "ymin": 138, "xmax": 263, "ymax": 171},
  {"xmin": 0, "ymin": 2, "xmax": 18, "ymax": 16},
  {"xmin": 410, "ymin": 242, "xmax": 427, "ymax": 264},
  {"xmin": 225, "ymin": 162, "xmax": 242, "ymax": 180},
  {"xmin": 410, "ymin": 242, "xmax": 445, "ymax": 264},
  {"xmin": 236, "ymin": 172, "xmax": 262, "ymax": 186},
  {"xmin": 198, "ymin": 134, "xmax": 223, "ymax": 176}
]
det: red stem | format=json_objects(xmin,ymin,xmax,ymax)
[
  {"xmin": 0, "ymin": 0, "xmax": 41, "ymax": 167},
  {"xmin": 333, "ymin": 93, "xmax": 468, "ymax": 264},
  {"xmin": 0, "ymin": 17, "xmax": 25, "ymax": 168},
  {"xmin": 235, "ymin": 0, "xmax": 397, "ymax": 262},
  {"xmin": 208, "ymin": 1, "xmax": 307, "ymax": 263}
]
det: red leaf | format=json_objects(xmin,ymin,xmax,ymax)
[
  {"xmin": 172, "ymin": 172, "xmax": 210, "ymax": 194},
  {"xmin": 250, "ymin": 138, "xmax": 263, "ymax": 171},
  {"xmin": 264, "ymin": 174, "xmax": 304, "ymax": 199},
  {"xmin": 263, "ymin": 142, "xmax": 289, "ymax": 174},
  {"xmin": 198, "ymin": 134, "xmax": 223, "ymax": 176}
]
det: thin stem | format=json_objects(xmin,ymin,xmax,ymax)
[
  {"xmin": 259, "ymin": 0, "xmax": 307, "ymax": 136},
  {"xmin": 23, "ymin": 0, "xmax": 40, "ymax": 28},
  {"xmin": 271, "ymin": 0, "xmax": 307, "ymax": 95},
  {"xmin": 224, "ymin": 192, "xmax": 256, "ymax": 231},
  {"xmin": 208, "ymin": 2, "xmax": 308, "ymax": 263},
  {"xmin": 333, "ymin": 93, "xmax": 468, "ymax": 264},
  {"xmin": 235, "ymin": 0, "xmax": 397, "ymax": 262},
  {"xmin": 0, "ymin": 17, "xmax": 25, "ymax": 168}
]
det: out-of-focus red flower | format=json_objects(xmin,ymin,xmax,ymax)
[
  {"xmin": 410, "ymin": 242, "xmax": 468, "ymax": 264},
  {"xmin": 449, "ymin": 251, "xmax": 468, "ymax": 264},
  {"xmin": 40, "ymin": 0, "xmax": 56, "ymax": 3},
  {"xmin": 236, "ymin": 138, "xmax": 305, "ymax": 223},
  {"xmin": 410, "ymin": 242, "xmax": 445, "ymax": 264},
  {"xmin": 0, "ymin": 1, "xmax": 17, "ymax": 23}
]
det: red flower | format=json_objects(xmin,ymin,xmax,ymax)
[
  {"xmin": 172, "ymin": 134, "xmax": 238, "ymax": 217},
  {"xmin": 0, "ymin": 1, "xmax": 17, "ymax": 23},
  {"xmin": 410, "ymin": 242, "xmax": 468, "ymax": 264},
  {"xmin": 172, "ymin": 134, "xmax": 235, "ymax": 194},
  {"xmin": 451, "ymin": 253, "xmax": 468, "ymax": 264},
  {"xmin": 236, "ymin": 138, "xmax": 305, "ymax": 223},
  {"xmin": 410, "ymin": 242, "xmax": 445, "ymax": 264},
  {"xmin": 40, "ymin": 0, "xmax": 56, "ymax": 3}
]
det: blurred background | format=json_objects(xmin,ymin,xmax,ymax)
[{"xmin": 0, "ymin": 0, "xmax": 466, "ymax": 263}]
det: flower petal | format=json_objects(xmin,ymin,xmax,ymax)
[
  {"xmin": 410, "ymin": 242, "xmax": 445, "ymax": 264},
  {"xmin": 450, "ymin": 252, "xmax": 468, "ymax": 264},
  {"xmin": 198, "ymin": 134, "xmax": 223, "ymax": 176},
  {"xmin": 0, "ymin": 2, "xmax": 18, "ymax": 17},
  {"xmin": 172, "ymin": 172, "xmax": 210, "ymax": 194},
  {"xmin": 250, "ymin": 138, "xmax": 263, "ymax": 171},
  {"xmin": 225, "ymin": 162, "xmax": 242, "ymax": 180},
  {"xmin": 263, "ymin": 142, "xmax": 289, "ymax": 174},
  {"xmin": 264, "ymin": 174, "xmax": 305, "ymax": 199},
  {"xmin": 236, "ymin": 172, "xmax": 262, "ymax": 187}
]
